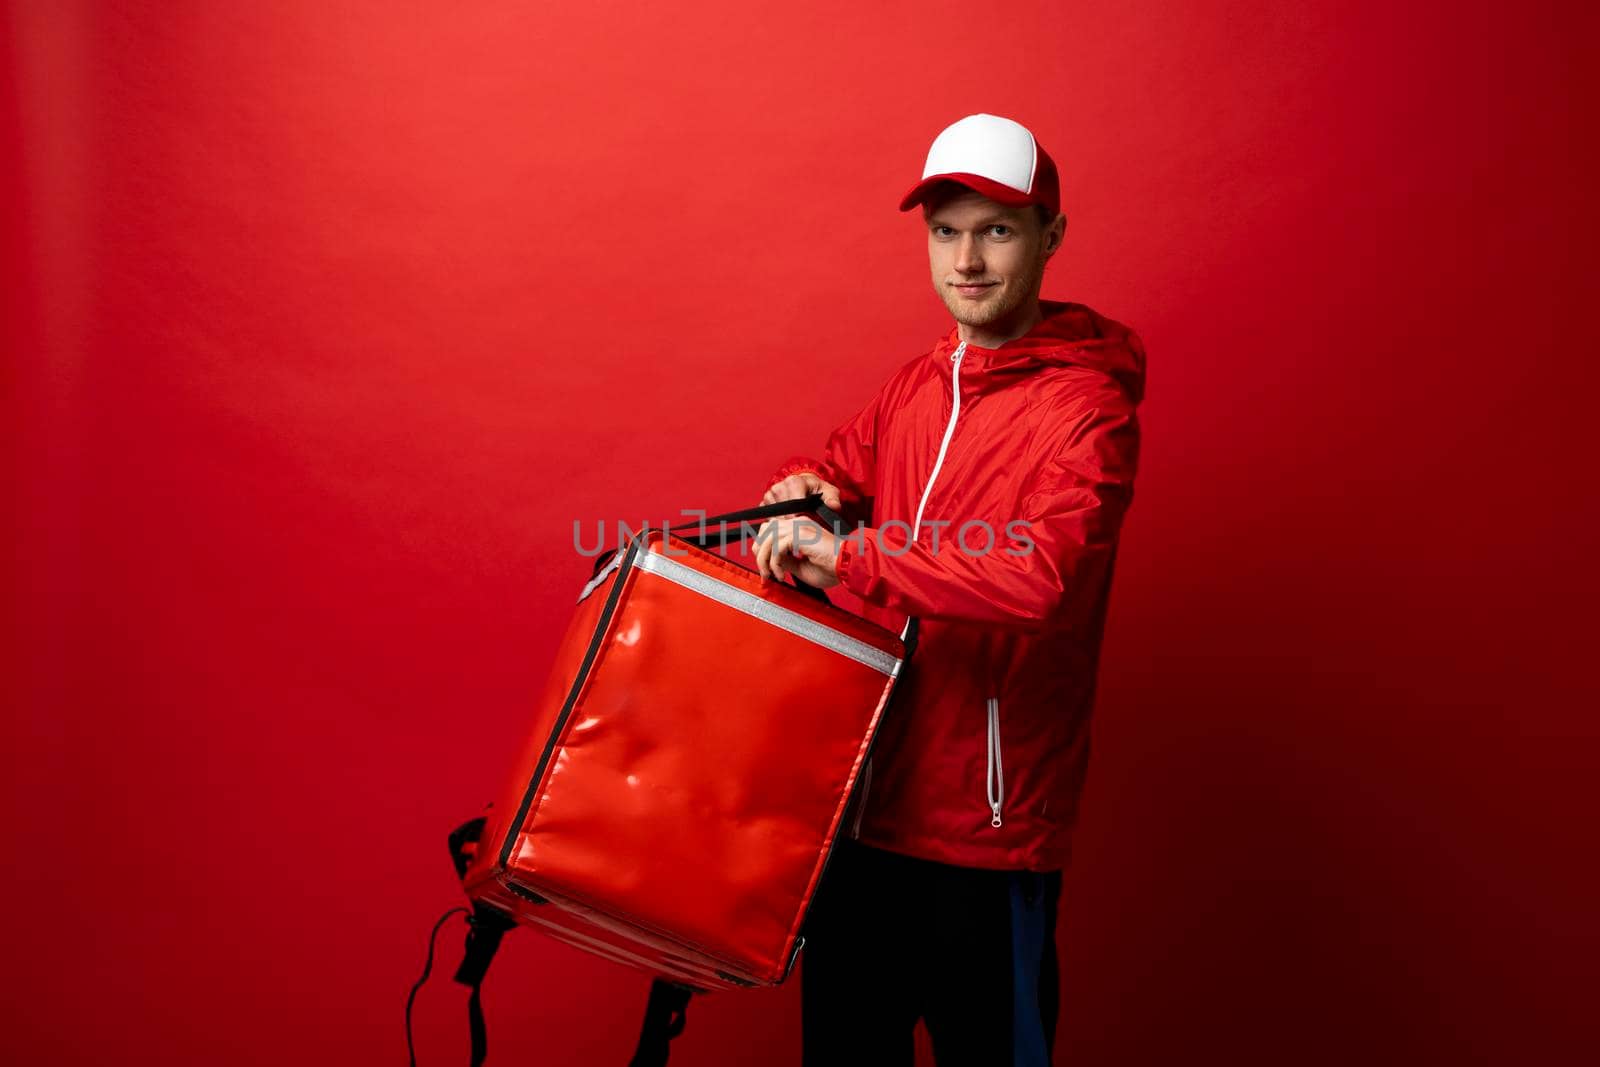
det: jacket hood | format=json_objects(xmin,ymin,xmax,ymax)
[{"xmin": 932, "ymin": 299, "xmax": 1146, "ymax": 404}]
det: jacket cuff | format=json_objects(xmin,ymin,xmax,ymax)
[
  {"xmin": 835, "ymin": 528, "xmax": 877, "ymax": 600},
  {"xmin": 767, "ymin": 456, "xmax": 826, "ymax": 487},
  {"xmin": 834, "ymin": 531, "xmax": 856, "ymax": 586}
]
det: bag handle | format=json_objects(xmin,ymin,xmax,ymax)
[
  {"xmin": 585, "ymin": 493, "xmax": 920, "ymax": 657},
  {"xmin": 585, "ymin": 493, "xmax": 842, "ymax": 579},
  {"xmin": 671, "ymin": 494, "xmax": 848, "ymax": 609},
  {"xmin": 676, "ymin": 495, "xmax": 920, "ymax": 658},
  {"xmin": 670, "ymin": 492, "xmax": 847, "ymax": 547}
]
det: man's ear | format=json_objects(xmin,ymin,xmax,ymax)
[{"xmin": 1043, "ymin": 213, "xmax": 1066, "ymax": 256}]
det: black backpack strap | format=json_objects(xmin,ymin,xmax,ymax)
[
  {"xmin": 454, "ymin": 902, "xmax": 516, "ymax": 1067},
  {"xmin": 447, "ymin": 817, "xmax": 517, "ymax": 1067},
  {"xmin": 407, "ymin": 905, "xmax": 468, "ymax": 1067},
  {"xmin": 407, "ymin": 816, "xmax": 519, "ymax": 1067},
  {"xmin": 628, "ymin": 979, "xmax": 696, "ymax": 1067},
  {"xmin": 418, "ymin": 813, "xmax": 723, "ymax": 1067}
]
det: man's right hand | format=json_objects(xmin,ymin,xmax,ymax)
[{"xmin": 761, "ymin": 470, "xmax": 844, "ymax": 512}]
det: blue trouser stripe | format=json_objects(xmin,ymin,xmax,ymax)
[{"xmin": 1008, "ymin": 872, "xmax": 1052, "ymax": 1067}]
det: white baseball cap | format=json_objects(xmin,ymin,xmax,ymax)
[{"xmin": 898, "ymin": 113, "xmax": 1061, "ymax": 216}]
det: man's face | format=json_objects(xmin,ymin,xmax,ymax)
[{"xmin": 925, "ymin": 188, "xmax": 1061, "ymax": 332}]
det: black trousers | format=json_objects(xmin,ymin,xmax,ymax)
[{"xmin": 799, "ymin": 838, "xmax": 1064, "ymax": 1067}]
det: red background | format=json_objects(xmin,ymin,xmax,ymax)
[{"xmin": 4, "ymin": 2, "xmax": 1594, "ymax": 1063}]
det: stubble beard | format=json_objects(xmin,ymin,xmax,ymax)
[{"xmin": 939, "ymin": 255, "xmax": 1046, "ymax": 330}]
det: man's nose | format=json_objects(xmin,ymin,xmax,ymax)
[{"xmin": 955, "ymin": 234, "xmax": 984, "ymax": 273}]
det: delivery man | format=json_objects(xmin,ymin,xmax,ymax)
[{"xmin": 753, "ymin": 113, "xmax": 1147, "ymax": 1066}]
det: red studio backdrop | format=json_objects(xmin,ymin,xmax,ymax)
[{"xmin": 3, "ymin": 2, "xmax": 1595, "ymax": 1064}]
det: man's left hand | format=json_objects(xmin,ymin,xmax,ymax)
[{"xmin": 754, "ymin": 516, "xmax": 841, "ymax": 589}]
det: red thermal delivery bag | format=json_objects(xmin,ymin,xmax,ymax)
[{"xmin": 414, "ymin": 495, "xmax": 916, "ymax": 1065}]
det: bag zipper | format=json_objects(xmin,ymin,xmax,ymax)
[
  {"xmin": 849, "ymin": 758, "xmax": 872, "ymax": 838},
  {"xmin": 852, "ymin": 341, "xmax": 969, "ymax": 841}
]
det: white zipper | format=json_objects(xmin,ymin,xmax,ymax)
[
  {"xmin": 911, "ymin": 341, "xmax": 968, "ymax": 547},
  {"xmin": 856, "ymin": 341, "xmax": 969, "ymax": 841},
  {"xmin": 895, "ymin": 339, "xmax": 968, "ymax": 646},
  {"xmin": 920, "ymin": 341, "xmax": 1005, "ymax": 830},
  {"xmin": 986, "ymin": 695, "xmax": 1004, "ymax": 827}
]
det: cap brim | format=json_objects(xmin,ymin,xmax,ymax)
[{"xmin": 897, "ymin": 172, "xmax": 1038, "ymax": 212}]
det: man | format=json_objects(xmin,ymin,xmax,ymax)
[{"xmin": 752, "ymin": 114, "xmax": 1147, "ymax": 1066}]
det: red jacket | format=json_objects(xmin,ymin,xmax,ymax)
[{"xmin": 765, "ymin": 299, "xmax": 1146, "ymax": 872}]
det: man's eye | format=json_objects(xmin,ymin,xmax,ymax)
[
  {"xmin": 934, "ymin": 226, "xmax": 955, "ymax": 237},
  {"xmin": 989, "ymin": 225, "xmax": 1012, "ymax": 237}
]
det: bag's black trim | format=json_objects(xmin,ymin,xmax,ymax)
[
  {"xmin": 499, "ymin": 533, "xmax": 645, "ymax": 870},
  {"xmin": 779, "ymin": 648, "xmax": 915, "ymax": 983},
  {"xmin": 506, "ymin": 881, "xmax": 548, "ymax": 905}
]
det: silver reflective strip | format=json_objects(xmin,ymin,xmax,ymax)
[
  {"xmin": 576, "ymin": 550, "xmax": 627, "ymax": 604},
  {"xmin": 633, "ymin": 548, "xmax": 901, "ymax": 677}
]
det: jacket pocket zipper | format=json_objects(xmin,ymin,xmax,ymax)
[{"xmin": 986, "ymin": 696, "xmax": 1004, "ymax": 828}]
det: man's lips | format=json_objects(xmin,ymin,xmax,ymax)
[{"xmin": 951, "ymin": 282, "xmax": 998, "ymax": 297}]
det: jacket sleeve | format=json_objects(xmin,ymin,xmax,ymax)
[
  {"xmin": 765, "ymin": 384, "xmax": 887, "ymax": 527},
  {"xmin": 834, "ymin": 400, "xmax": 1140, "ymax": 632}
]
